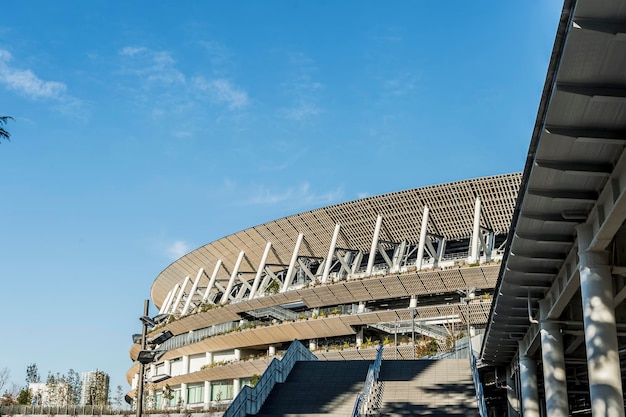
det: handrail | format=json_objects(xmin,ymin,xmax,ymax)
[
  {"xmin": 469, "ymin": 350, "xmax": 488, "ymax": 417},
  {"xmin": 222, "ymin": 339, "xmax": 317, "ymax": 417},
  {"xmin": 351, "ymin": 345, "xmax": 383, "ymax": 417}
]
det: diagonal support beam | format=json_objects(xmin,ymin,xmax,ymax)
[
  {"xmin": 202, "ymin": 260, "xmax": 222, "ymax": 304},
  {"xmin": 220, "ymin": 251, "xmax": 245, "ymax": 304}
]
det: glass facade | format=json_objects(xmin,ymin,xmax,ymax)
[
  {"xmin": 187, "ymin": 384, "xmax": 204, "ymax": 405},
  {"xmin": 210, "ymin": 380, "xmax": 233, "ymax": 402}
]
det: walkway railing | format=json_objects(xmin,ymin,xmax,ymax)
[
  {"xmin": 351, "ymin": 345, "xmax": 384, "ymax": 417},
  {"xmin": 222, "ymin": 339, "xmax": 317, "ymax": 417},
  {"xmin": 469, "ymin": 349, "xmax": 488, "ymax": 417}
]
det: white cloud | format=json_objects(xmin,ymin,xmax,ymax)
[
  {"xmin": 0, "ymin": 49, "xmax": 67, "ymax": 100},
  {"xmin": 279, "ymin": 52, "xmax": 323, "ymax": 121},
  {"xmin": 193, "ymin": 77, "xmax": 249, "ymax": 110},
  {"xmin": 167, "ymin": 240, "xmax": 192, "ymax": 259},
  {"xmin": 120, "ymin": 46, "xmax": 147, "ymax": 57},
  {"xmin": 246, "ymin": 182, "xmax": 343, "ymax": 208},
  {"xmin": 280, "ymin": 102, "xmax": 320, "ymax": 121},
  {"xmin": 119, "ymin": 46, "xmax": 185, "ymax": 85}
]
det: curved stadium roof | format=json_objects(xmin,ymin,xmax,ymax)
[{"xmin": 151, "ymin": 173, "xmax": 521, "ymax": 308}]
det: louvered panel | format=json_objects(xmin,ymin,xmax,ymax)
[
  {"xmin": 461, "ymin": 267, "xmax": 492, "ymax": 289},
  {"xmin": 400, "ymin": 274, "xmax": 427, "ymax": 295},
  {"xmin": 380, "ymin": 276, "xmax": 410, "ymax": 298},
  {"xmin": 438, "ymin": 269, "xmax": 466, "ymax": 291}
]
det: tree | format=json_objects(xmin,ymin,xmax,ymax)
[
  {"xmin": 16, "ymin": 387, "xmax": 32, "ymax": 405},
  {"xmin": 26, "ymin": 363, "xmax": 40, "ymax": 384},
  {"xmin": 85, "ymin": 370, "xmax": 109, "ymax": 406},
  {"xmin": 114, "ymin": 385, "xmax": 125, "ymax": 410},
  {"xmin": 65, "ymin": 369, "xmax": 81, "ymax": 405},
  {"xmin": 0, "ymin": 367, "xmax": 10, "ymax": 394},
  {"xmin": 0, "ymin": 116, "xmax": 13, "ymax": 143}
]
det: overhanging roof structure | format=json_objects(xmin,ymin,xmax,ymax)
[
  {"xmin": 481, "ymin": 0, "xmax": 626, "ymax": 364},
  {"xmin": 152, "ymin": 173, "xmax": 520, "ymax": 308}
]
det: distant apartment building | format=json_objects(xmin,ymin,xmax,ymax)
[
  {"xmin": 28, "ymin": 382, "xmax": 69, "ymax": 406},
  {"xmin": 80, "ymin": 370, "xmax": 110, "ymax": 406}
]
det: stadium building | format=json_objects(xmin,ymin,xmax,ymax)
[
  {"xmin": 127, "ymin": 173, "xmax": 520, "ymax": 409},
  {"xmin": 128, "ymin": 0, "xmax": 626, "ymax": 415}
]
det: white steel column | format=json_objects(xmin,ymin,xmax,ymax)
[
  {"xmin": 468, "ymin": 198, "xmax": 481, "ymax": 263},
  {"xmin": 249, "ymin": 242, "xmax": 272, "ymax": 300},
  {"xmin": 202, "ymin": 260, "xmax": 222, "ymax": 303},
  {"xmin": 539, "ymin": 319, "xmax": 569, "ymax": 417},
  {"xmin": 164, "ymin": 284, "xmax": 180, "ymax": 315},
  {"xmin": 519, "ymin": 354, "xmax": 540, "ymax": 417},
  {"xmin": 181, "ymin": 268, "xmax": 204, "ymax": 315},
  {"xmin": 159, "ymin": 290, "xmax": 173, "ymax": 314},
  {"xmin": 366, "ymin": 215, "xmax": 383, "ymax": 275},
  {"xmin": 281, "ymin": 233, "xmax": 304, "ymax": 293},
  {"xmin": 220, "ymin": 251, "xmax": 245, "ymax": 304},
  {"xmin": 416, "ymin": 206, "xmax": 430, "ymax": 270},
  {"xmin": 170, "ymin": 275, "xmax": 190, "ymax": 314},
  {"xmin": 322, "ymin": 224, "xmax": 340, "ymax": 283},
  {"xmin": 577, "ymin": 224, "xmax": 625, "ymax": 417}
]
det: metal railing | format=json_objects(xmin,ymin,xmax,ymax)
[
  {"xmin": 351, "ymin": 345, "xmax": 384, "ymax": 417},
  {"xmin": 222, "ymin": 339, "xmax": 317, "ymax": 417},
  {"xmin": 0, "ymin": 405, "xmax": 124, "ymax": 416},
  {"xmin": 469, "ymin": 350, "xmax": 488, "ymax": 417}
]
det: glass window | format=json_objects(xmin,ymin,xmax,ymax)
[
  {"xmin": 210, "ymin": 380, "xmax": 233, "ymax": 401},
  {"xmin": 168, "ymin": 388, "xmax": 181, "ymax": 407},
  {"xmin": 187, "ymin": 384, "xmax": 204, "ymax": 404}
]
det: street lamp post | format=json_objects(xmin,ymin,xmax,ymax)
[
  {"xmin": 134, "ymin": 301, "xmax": 173, "ymax": 417},
  {"xmin": 136, "ymin": 300, "xmax": 149, "ymax": 417}
]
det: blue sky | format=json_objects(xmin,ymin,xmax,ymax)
[{"xmin": 1, "ymin": 1, "xmax": 562, "ymax": 396}]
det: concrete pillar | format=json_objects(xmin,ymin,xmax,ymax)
[
  {"xmin": 206, "ymin": 352, "xmax": 213, "ymax": 365},
  {"xmin": 577, "ymin": 224, "xmax": 625, "ymax": 417},
  {"xmin": 309, "ymin": 339, "xmax": 317, "ymax": 351},
  {"xmin": 182, "ymin": 355, "xmax": 190, "ymax": 375},
  {"xmin": 233, "ymin": 378, "xmax": 241, "ymax": 397},
  {"xmin": 409, "ymin": 295, "xmax": 417, "ymax": 308},
  {"xmin": 203, "ymin": 381, "xmax": 210, "ymax": 407},
  {"xmin": 234, "ymin": 349, "xmax": 241, "ymax": 360},
  {"xmin": 519, "ymin": 355, "xmax": 540, "ymax": 417},
  {"xmin": 180, "ymin": 383, "xmax": 187, "ymax": 408},
  {"xmin": 268, "ymin": 345, "xmax": 276, "ymax": 356},
  {"xmin": 506, "ymin": 367, "xmax": 520, "ymax": 417},
  {"xmin": 357, "ymin": 301, "xmax": 366, "ymax": 313},
  {"xmin": 356, "ymin": 327, "xmax": 364, "ymax": 348},
  {"xmin": 539, "ymin": 320, "xmax": 569, "ymax": 417},
  {"xmin": 163, "ymin": 360, "xmax": 171, "ymax": 376},
  {"xmin": 366, "ymin": 215, "xmax": 383, "ymax": 275}
]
